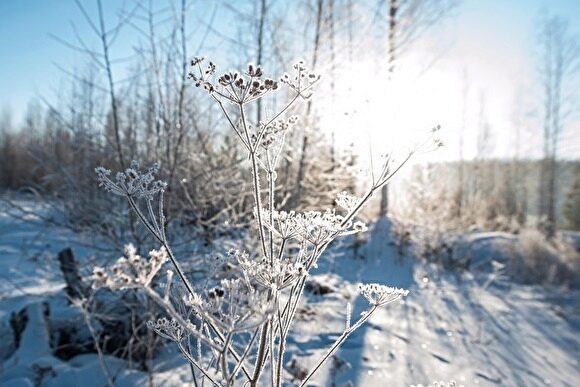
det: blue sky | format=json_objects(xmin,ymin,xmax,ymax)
[
  {"xmin": 0, "ymin": 1, "xmax": 111, "ymax": 117},
  {"xmin": 0, "ymin": 0, "xmax": 578, "ymax": 158},
  {"xmin": 0, "ymin": 0, "xmax": 238, "ymax": 121}
]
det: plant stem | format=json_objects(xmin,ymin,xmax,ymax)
[
  {"xmin": 299, "ymin": 306, "xmax": 378, "ymax": 386},
  {"xmin": 267, "ymin": 151, "xmax": 275, "ymax": 266},
  {"xmin": 228, "ymin": 328, "xmax": 260, "ymax": 385},
  {"xmin": 177, "ymin": 342, "xmax": 223, "ymax": 387},
  {"xmin": 127, "ymin": 196, "xmax": 196, "ymax": 298},
  {"xmin": 251, "ymin": 321, "xmax": 270, "ymax": 386},
  {"xmin": 239, "ymin": 103, "xmax": 269, "ymax": 259}
]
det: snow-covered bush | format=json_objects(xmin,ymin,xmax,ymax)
[
  {"xmin": 512, "ymin": 229, "xmax": 580, "ymax": 288},
  {"xmin": 391, "ymin": 161, "xmax": 530, "ymax": 269},
  {"xmin": 563, "ymin": 165, "xmax": 580, "ymax": 230},
  {"xmin": 91, "ymin": 59, "xmax": 439, "ymax": 386},
  {"xmin": 391, "ymin": 164, "xmax": 461, "ymax": 267}
]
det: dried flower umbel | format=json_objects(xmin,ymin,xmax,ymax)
[
  {"xmin": 95, "ymin": 161, "xmax": 167, "ymax": 199},
  {"xmin": 335, "ymin": 191, "xmax": 362, "ymax": 212},
  {"xmin": 91, "ymin": 244, "xmax": 168, "ymax": 289},
  {"xmin": 261, "ymin": 208, "xmax": 368, "ymax": 248},
  {"xmin": 358, "ymin": 283, "xmax": 409, "ymax": 306},
  {"xmin": 189, "ymin": 59, "xmax": 280, "ymax": 105},
  {"xmin": 91, "ymin": 59, "xmax": 438, "ymax": 387}
]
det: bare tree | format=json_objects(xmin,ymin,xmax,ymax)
[
  {"xmin": 473, "ymin": 91, "xmax": 498, "ymax": 227},
  {"xmin": 537, "ymin": 14, "xmax": 579, "ymax": 237},
  {"xmin": 510, "ymin": 85, "xmax": 529, "ymax": 226},
  {"xmin": 453, "ymin": 67, "xmax": 469, "ymax": 219},
  {"xmin": 377, "ymin": 0, "xmax": 457, "ymax": 218},
  {"xmin": 0, "ymin": 107, "xmax": 15, "ymax": 188},
  {"xmin": 294, "ymin": 0, "xmax": 325, "ymax": 208},
  {"xmin": 563, "ymin": 164, "xmax": 580, "ymax": 230},
  {"xmin": 96, "ymin": 0, "xmax": 126, "ymax": 167},
  {"xmin": 50, "ymin": 0, "xmax": 138, "ymax": 168}
]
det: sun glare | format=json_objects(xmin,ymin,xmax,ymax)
[{"xmin": 317, "ymin": 59, "xmax": 463, "ymax": 164}]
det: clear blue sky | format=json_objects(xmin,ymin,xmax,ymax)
[
  {"xmin": 0, "ymin": 1, "xmax": 122, "ymax": 121},
  {"xmin": 0, "ymin": 1, "xmax": 116, "ymax": 118},
  {"xmin": 0, "ymin": 0, "xmax": 578, "ymax": 140}
]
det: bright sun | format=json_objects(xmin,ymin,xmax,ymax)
[{"xmin": 316, "ymin": 59, "xmax": 463, "ymax": 164}]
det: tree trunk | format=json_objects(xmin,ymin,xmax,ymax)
[
  {"xmin": 294, "ymin": 0, "xmax": 324, "ymax": 208},
  {"xmin": 379, "ymin": 0, "xmax": 398, "ymax": 218}
]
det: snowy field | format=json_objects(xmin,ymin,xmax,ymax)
[{"xmin": 1, "ymin": 199, "xmax": 578, "ymax": 387}]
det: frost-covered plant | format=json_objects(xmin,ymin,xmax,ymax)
[
  {"xmin": 92, "ymin": 59, "xmax": 440, "ymax": 386},
  {"xmin": 91, "ymin": 244, "xmax": 168, "ymax": 289}
]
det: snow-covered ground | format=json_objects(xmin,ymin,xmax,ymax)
[{"xmin": 1, "ymin": 200, "xmax": 578, "ymax": 386}]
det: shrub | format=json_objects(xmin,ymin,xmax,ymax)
[{"xmin": 512, "ymin": 229, "xmax": 580, "ymax": 288}]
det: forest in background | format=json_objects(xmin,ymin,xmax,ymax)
[{"xmin": 0, "ymin": 0, "xmax": 578, "ymax": 248}]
